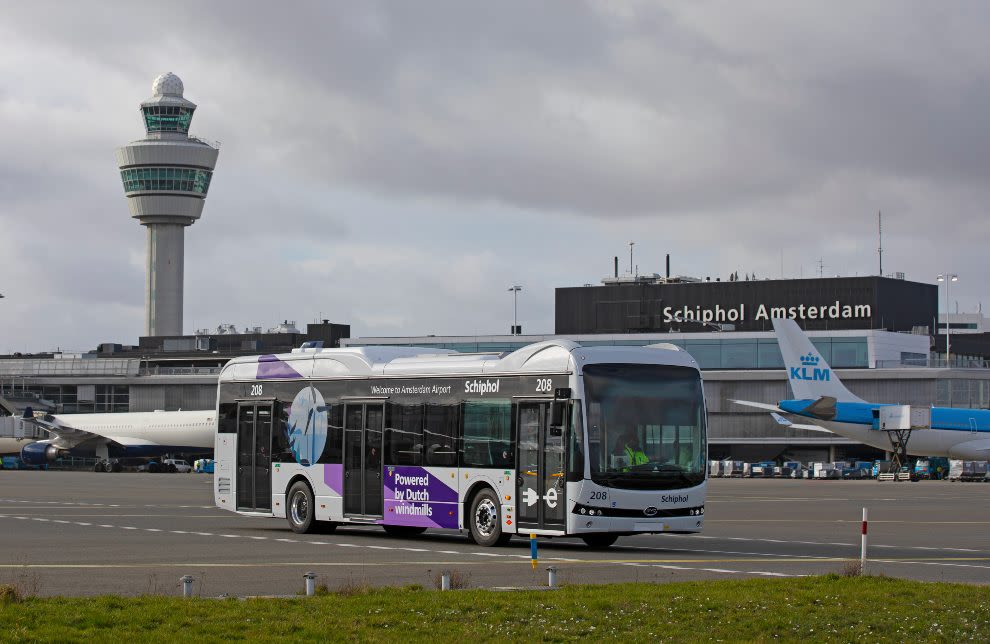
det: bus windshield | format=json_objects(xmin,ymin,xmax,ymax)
[{"xmin": 584, "ymin": 363, "xmax": 706, "ymax": 489}]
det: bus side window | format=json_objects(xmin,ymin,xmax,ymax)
[
  {"xmin": 270, "ymin": 402, "xmax": 294, "ymax": 463},
  {"xmin": 218, "ymin": 403, "xmax": 237, "ymax": 433},
  {"xmin": 461, "ymin": 400, "xmax": 513, "ymax": 468},
  {"xmin": 385, "ymin": 403, "xmax": 423, "ymax": 466},
  {"xmin": 567, "ymin": 402, "xmax": 584, "ymax": 481},
  {"xmin": 424, "ymin": 404, "xmax": 458, "ymax": 467},
  {"xmin": 317, "ymin": 404, "xmax": 344, "ymax": 464}
]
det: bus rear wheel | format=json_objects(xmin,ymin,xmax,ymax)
[
  {"xmin": 469, "ymin": 489, "xmax": 511, "ymax": 547},
  {"xmin": 581, "ymin": 534, "xmax": 619, "ymax": 549},
  {"xmin": 287, "ymin": 481, "xmax": 315, "ymax": 534},
  {"xmin": 383, "ymin": 525, "xmax": 427, "ymax": 537}
]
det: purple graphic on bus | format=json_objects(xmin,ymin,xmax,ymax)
[
  {"xmin": 324, "ymin": 464, "xmax": 343, "ymax": 496},
  {"xmin": 257, "ymin": 355, "xmax": 302, "ymax": 379},
  {"xmin": 383, "ymin": 466, "xmax": 459, "ymax": 529}
]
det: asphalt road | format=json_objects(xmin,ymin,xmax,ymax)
[{"xmin": 1, "ymin": 471, "xmax": 987, "ymax": 596}]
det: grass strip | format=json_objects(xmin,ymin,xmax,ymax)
[{"xmin": 1, "ymin": 575, "xmax": 988, "ymax": 642}]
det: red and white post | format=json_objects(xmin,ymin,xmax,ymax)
[{"xmin": 860, "ymin": 507, "xmax": 868, "ymax": 574}]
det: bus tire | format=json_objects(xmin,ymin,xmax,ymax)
[
  {"xmin": 468, "ymin": 488, "xmax": 510, "ymax": 547},
  {"xmin": 383, "ymin": 525, "xmax": 427, "ymax": 537},
  {"xmin": 287, "ymin": 481, "xmax": 315, "ymax": 534},
  {"xmin": 581, "ymin": 533, "xmax": 619, "ymax": 549}
]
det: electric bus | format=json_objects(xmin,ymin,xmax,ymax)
[{"xmin": 213, "ymin": 340, "xmax": 707, "ymax": 548}]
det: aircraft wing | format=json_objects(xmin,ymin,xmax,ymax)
[
  {"xmin": 730, "ymin": 399, "xmax": 783, "ymax": 412},
  {"xmin": 21, "ymin": 409, "xmax": 109, "ymax": 450},
  {"xmin": 770, "ymin": 412, "xmax": 834, "ymax": 433},
  {"xmin": 730, "ymin": 401, "xmax": 833, "ymax": 433}
]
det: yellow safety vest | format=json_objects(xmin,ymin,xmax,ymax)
[{"xmin": 625, "ymin": 445, "xmax": 649, "ymax": 466}]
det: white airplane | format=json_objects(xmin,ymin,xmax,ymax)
[
  {"xmin": 733, "ymin": 318, "xmax": 990, "ymax": 460},
  {"xmin": 19, "ymin": 408, "xmax": 215, "ymax": 471}
]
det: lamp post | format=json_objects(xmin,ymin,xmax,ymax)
[
  {"xmin": 937, "ymin": 273, "xmax": 958, "ymax": 366},
  {"xmin": 508, "ymin": 285, "xmax": 522, "ymax": 335}
]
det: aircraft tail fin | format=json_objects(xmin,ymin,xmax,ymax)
[{"xmin": 772, "ymin": 318, "xmax": 864, "ymax": 403}]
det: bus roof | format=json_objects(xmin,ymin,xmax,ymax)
[{"xmin": 218, "ymin": 339, "xmax": 697, "ymax": 382}]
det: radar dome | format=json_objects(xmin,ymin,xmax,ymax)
[{"xmin": 152, "ymin": 72, "xmax": 184, "ymax": 97}]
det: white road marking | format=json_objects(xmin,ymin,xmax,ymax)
[
  {"xmin": 0, "ymin": 499, "xmax": 214, "ymax": 510},
  {"xmin": 664, "ymin": 534, "xmax": 983, "ymax": 553},
  {"xmin": 623, "ymin": 561, "xmax": 805, "ymax": 578},
  {"xmin": 2, "ymin": 513, "xmax": 979, "ymax": 577}
]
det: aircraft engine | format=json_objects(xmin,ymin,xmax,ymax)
[{"xmin": 20, "ymin": 441, "xmax": 60, "ymax": 466}]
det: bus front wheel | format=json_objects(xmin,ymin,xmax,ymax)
[
  {"xmin": 468, "ymin": 489, "xmax": 511, "ymax": 547},
  {"xmin": 287, "ymin": 481, "xmax": 315, "ymax": 534},
  {"xmin": 581, "ymin": 533, "xmax": 619, "ymax": 549}
]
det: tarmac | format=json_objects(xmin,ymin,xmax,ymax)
[{"xmin": 0, "ymin": 471, "xmax": 987, "ymax": 596}]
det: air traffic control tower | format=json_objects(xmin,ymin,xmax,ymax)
[{"xmin": 115, "ymin": 72, "xmax": 219, "ymax": 336}]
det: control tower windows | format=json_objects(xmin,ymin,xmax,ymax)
[
  {"xmin": 120, "ymin": 167, "xmax": 213, "ymax": 195},
  {"xmin": 142, "ymin": 105, "xmax": 194, "ymax": 133}
]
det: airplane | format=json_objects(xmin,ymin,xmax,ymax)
[
  {"xmin": 1, "ymin": 436, "xmax": 39, "ymax": 456},
  {"xmin": 732, "ymin": 318, "xmax": 990, "ymax": 460},
  {"xmin": 18, "ymin": 408, "xmax": 215, "ymax": 472}
]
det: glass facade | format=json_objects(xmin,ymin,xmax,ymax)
[
  {"xmin": 0, "ymin": 384, "xmax": 128, "ymax": 413},
  {"xmin": 356, "ymin": 336, "xmax": 870, "ymax": 370},
  {"xmin": 120, "ymin": 167, "xmax": 212, "ymax": 195},
  {"xmin": 936, "ymin": 379, "xmax": 990, "ymax": 408},
  {"xmin": 142, "ymin": 105, "xmax": 194, "ymax": 133}
]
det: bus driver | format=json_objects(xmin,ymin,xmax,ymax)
[{"xmin": 618, "ymin": 430, "xmax": 649, "ymax": 469}]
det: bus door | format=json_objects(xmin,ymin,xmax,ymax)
[
  {"xmin": 516, "ymin": 401, "xmax": 567, "ymax": 530},
  {"xmin": 235, "ymin": 401, "xmax": 273, "ymax": 512},
  {"xmin": 343, "ymin": 403, "xmax": 385, "ymax": 518}
]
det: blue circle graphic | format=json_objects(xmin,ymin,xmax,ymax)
[{"xmin": 286, "ymin": 387, "xmax": 328, "ymax": 466}]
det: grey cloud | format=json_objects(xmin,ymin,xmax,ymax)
[{"xmin": 1, "ymin": 1, "xmax": 989, "ymax": 352}]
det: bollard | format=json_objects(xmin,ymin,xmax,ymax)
[
  {"xmin": 180, "ymin": 575, "xmax": 194, "ymax": 598},
  {"xmin": 860, "ymin": 507, "xmax": 868, "ymax": 574},
  {"xmin": 530, "ymin": 533, "xmax": 538, "ymax": 570},
  {"xmin": 547, "ymin": 566, "xmax": 558, "ymax": 589},
  {"xmin": 441, "ymin": 571, "xmax": 451, "ymax": 591},
  {"xmin": 304, "ymin": 571, "xmax": 317, "ymax": 597}
]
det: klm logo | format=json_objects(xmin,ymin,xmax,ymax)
[{"xmin": 790, "ymin": 353, "xmax": 830, "ymax": 381}]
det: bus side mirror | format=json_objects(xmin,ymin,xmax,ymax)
[{"xmin": 550, "ymin": 401, "xmax": 566, "ymax": 428}]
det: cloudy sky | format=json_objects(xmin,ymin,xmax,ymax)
[{"xmin": 2, "ymin": 1, "xmax": 988, "ymax": 353}]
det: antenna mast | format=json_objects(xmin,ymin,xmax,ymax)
[{"xmin": 878, "ymin": 210, "xmax": 883, "ymax": 276}]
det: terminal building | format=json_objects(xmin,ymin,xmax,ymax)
[{"xmin": 0, "ymin": 321, "xmax": 349, "ymax": 417}]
